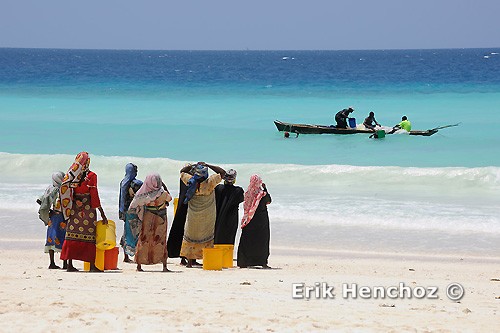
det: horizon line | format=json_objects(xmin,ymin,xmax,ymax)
[{"xmin": 1, "ymin": 46, "xmax": 499, "ymax": 52}]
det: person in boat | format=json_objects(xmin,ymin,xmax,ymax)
[
  {"xmin": 335, "ymin": 107, "xmax": 354, "ymax": 128},
  {"xmin": 387, "ymin": 116, "xmax": 411, "ymax": 134},
  {"xmin": 389, "ymin": 115, "xmax": 412, "ymax": 133},
  {"xmin": 363, "ymin": 111, "xmax": 380, "ymax": 131},
  {"xmin": 398, "ymin": 116, "xmax": 412, "ymax": 132}
]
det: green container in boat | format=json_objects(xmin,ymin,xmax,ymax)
[{"xmin": 376, "ymin": 130, "xmax": 386, "ymax": 138}]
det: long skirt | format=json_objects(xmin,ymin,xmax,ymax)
[
  {"xmin": 60, "ymin": 193, "xmax": 97, "ymax": 263},
  {"xmin": 44, "ymin": 212, "xmax": 67, "ymax": 253},
  {"xmin": 237, "ymin": 214, "xmax": 270, "ymax": 267},
  {"xmin": 167, "ymin": 180, "xmax": 188, "ymax": 258},
  {"xmin": 135, "ymin": 209, "xmax": 168, "ymax": 265},
  {"xmin": 180, "ymin": 194, "xmax": 216, "ymax": 260},
  {"xmin": 180, "ymin": 239, "xmax": 214, "ymax": 260},
  {"xmin": 122, "ymin": 212, "xmax": 141, "ymax": 257}
]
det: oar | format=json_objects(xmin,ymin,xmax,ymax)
[{"xmin": 429, "ymin": 123, "xmax": 461, "ymax": 131}]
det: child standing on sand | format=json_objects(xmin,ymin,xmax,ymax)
[{"xmin": 37, "ymin": 171, "xmax": 67, "ymax": 269}]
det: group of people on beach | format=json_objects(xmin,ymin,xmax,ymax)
[{"xmin": 38, "ymin": 151, "xmax": 272, "ymax": 272}]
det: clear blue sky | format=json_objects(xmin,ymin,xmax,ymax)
[{"xmin": 1, "ymin": 0, "xmax": 499, "ymax": 50}]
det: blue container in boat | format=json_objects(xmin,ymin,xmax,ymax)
[{"xmin": 348, "ymin": 118, "xmax": 356, "ymax": 128}]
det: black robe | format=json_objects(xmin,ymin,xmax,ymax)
[
  {"xmin": 166, "ymin": 179, "xmax": 188, "ymax": 258},
  {"xmin": 214, "ymin": 184, "xmax": 244, "ymax": 245},
  {"xmin": 237, "ymin": 191, "xmax": 272, "ymax": 267}
]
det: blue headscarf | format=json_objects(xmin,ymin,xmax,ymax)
[
  {"xmin": 119, "ymin": 163, "xmax": 138, "ymax": 218},
  {"xmin": 183, "ymin": 164, "xmax": 208, "ymax": 204}
]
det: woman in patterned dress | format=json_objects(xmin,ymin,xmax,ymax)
[
  {"xmin": 128, "ymin": 173, "xmax": 172, "ymax": 272},
  {"xmin": 119, "ymin": 163, "xmax": 143, "ymax": 263},
  {"xmin": 60, "ymin": 152, "xmax": 108, "ymax": 272}
]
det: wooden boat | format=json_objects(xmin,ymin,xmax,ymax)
[{"xmin": 274, "ymin": 120, "xmax": 459, "ymax": 136}]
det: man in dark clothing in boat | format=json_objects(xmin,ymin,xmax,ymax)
[
  {"xmin": 335, "ymin": 107, "xmax": 354, "ymax": 128},
  {"xmin": 363, "ymin": 111, "xmax": 380, "ymax": 132}
]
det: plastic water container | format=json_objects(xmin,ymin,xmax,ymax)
[
  {"xmin": 203, "ymin": 247, "xmax": 223, "ymax": 270},
  {"xmin": 214, "ymin": 244, "xmax": 234, "ymax": 268},
  {"xmin": 95, "ymin": 248, "xmax": 105, "ymax": 270},
  {"xmin": 376, "ymin": 130, "xmax": 386, "ymax": 138},
  {"xmin": 173, "ymin": 197, "xmax": 179, "ymax": 215},
  {"xmin": 104, "ymin": 247, "xmax": 119, "ymax": 270},
  {"xmin": 84, "ymin": 248, "xmax": 105, "ymax": 271},
  {"xmin": 84, "ymin": 247, "xmax": 118, "ymax": 271},
  {"xmin": 348, "ymin": 118, "xmax": 356, "ymax": 128},
  {"xmin": 96, "ymin": 220, "xmax": 116, "ymax": 250}
]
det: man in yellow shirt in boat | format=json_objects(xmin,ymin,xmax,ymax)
[
  {"xmin": 387, "ymin": 115, "xmax": 412, "ymax": 134},
  {"xmin": 397, "ymin": 116, "xmax": 412, "ymax": 132}
]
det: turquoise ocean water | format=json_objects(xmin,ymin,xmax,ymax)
[{"xmin": 1, "ymin": 48, "xmax": 499, "ymax": 256}]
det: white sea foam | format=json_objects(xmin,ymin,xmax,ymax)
[
  {"xmin": 1, "ymin": 152, "xmax": 498, "ymax": 195},
  {"xmin": 1, "ymin": 152, "xmax": 499, "ymax": 252}
]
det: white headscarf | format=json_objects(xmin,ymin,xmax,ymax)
[{"xmin": 38, "ymin": 171, "xmax": 65, "ymax": 225}]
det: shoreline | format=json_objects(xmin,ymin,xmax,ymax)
[{"xmin": 2, "ymin": 238, "xmax": 500, "ymax": 264}]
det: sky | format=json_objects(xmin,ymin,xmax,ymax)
[{"xmin": 1, "ymin": 0, "xmax": 499, "ymax": 50}]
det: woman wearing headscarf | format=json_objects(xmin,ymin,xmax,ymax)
[
  {"xmin": 128, "ymin": 173, "xmax": 172, "ymax": 272},
  {"xmin": 179, "ymin": 162, "xmax": 225, "ymax": 268},
  {"xmin": 237, "ymin": 175, "xmax": 272, "ymax": 269},
  {"xmin": 118, "ymin": 163, "xmax": 143, "ymax": 263},
  {"xmin": 60, "ymin": 152, "xmax": 108, "ymax": 272},
  {"xmin": 167, "ymin": 164, "xmax": 195, "ymax": 265},
  {"xmin": 37, "ymin": 171, "xmax": 67, "ymax": 269},
  {"xmin": 214, "ymin": 169, "xmax": 244, "ymax": 245}
]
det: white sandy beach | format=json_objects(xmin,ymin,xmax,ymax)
[{"xmin": 0, "ymin": 242, "xmax": 498, "ymax": 332}]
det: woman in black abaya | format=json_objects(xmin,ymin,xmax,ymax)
[{"xmin": 237, "ymin": 174, "xmax": 272, "ymax": 269}]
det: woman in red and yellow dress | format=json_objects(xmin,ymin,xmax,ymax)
[{"xmin": 60, "ymin": 152, "xmax": 108, "ymax": 272}]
